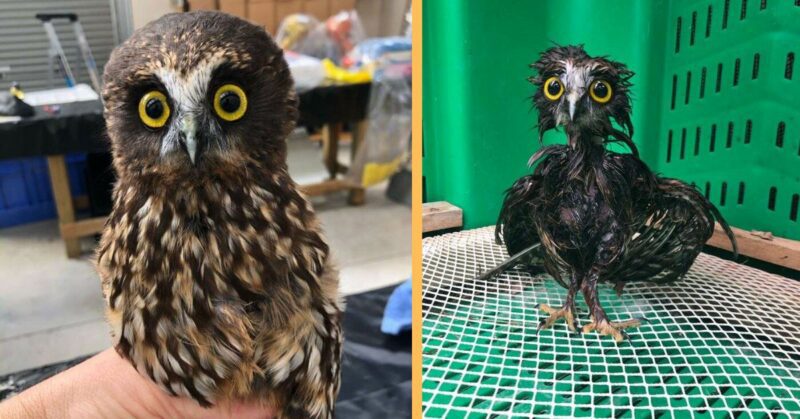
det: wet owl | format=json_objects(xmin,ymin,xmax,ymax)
[
  {"xmin": 494, "ymin": 45, "xmax": 736, "ymax": 342},
  {"xmin": 96, "ymin": 11, "xmax": 342, "ymax": 418}
]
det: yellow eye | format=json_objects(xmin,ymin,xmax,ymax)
[
  {"xmin": 138, "ymin": 91, "xmax": 170, "ymax": 129},
  {"xmin": 543, "ymin": 76, "xmax": 564, "ymax": 101},
  {"xmin": 589, "ymin": 80, "xmax": 613, "ymax": 103},
  {"xmin": 213, "ymin": 84, "xmax": 247, "ymax": 122}
]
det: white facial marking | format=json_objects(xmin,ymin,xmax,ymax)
[
  {"xmin": 154, "ymin": 57, "xmax": 225, "ymax": 160},
  {"xmin": 560, "ymin": 60, "xmax": 591, "ymax": 121},
  {"xmin": 568, "ymin": 91, "xmax": 579, "ymax": 121}
]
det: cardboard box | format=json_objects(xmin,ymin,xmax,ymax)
[
  {"xmin": 302, "ymin": 0, "xmax": 329, "ymax": 20},
  {"xmin": 189, "ymin": 0, "xmax": 218, "ymax": 10},
  {"xmin": 329, "ymin": 0, "xmax": 355, "ymax": 14},
  {"xmin": 219, "ymin": 0, "xmax": 247, "ymax": 17},
  {"xmin": 275, "ymin": 0, "xmax": 303, "ymax": 26},
  {"xmin": 247, "ymin": 0, "xmax": 276, "ymax": 33}
]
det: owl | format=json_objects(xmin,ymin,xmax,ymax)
[
  {"xmin": 493, "ymin": 45, "xmax": 737, "ymax": 342},
  {"xmin": 96, "ymin": 12, "xmax": 342, "ymax": 418}
]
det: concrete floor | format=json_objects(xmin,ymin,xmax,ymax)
[{"xmin": 0, "ymin": 132, "xmax": 410, "ymax": 375}]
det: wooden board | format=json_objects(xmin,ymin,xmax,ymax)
[
  {"xmin": 707, "ymin": 224, "xmax": 800, "ymax": 271},
  {"xmin": 46, "ymin": 156, "xmax": 81, "ymax": 258},
  {"xmin": 219, "ymin": 0, "xmax": 247, "ymax": 16},
  {"xmin": 59, "ymin": 216, "xmax": 107, "ymax": 240},
  {"xmin": 423, "ymin": 201, "xmax": 463, "ymax": 233},
  {"xmin": 189, "ymin": 0, "xmax": 219, "ymax": 10}
]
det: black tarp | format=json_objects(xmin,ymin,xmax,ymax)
[
  {"xmin": 0, "ymin": 285, "xmax": 411, "ymax": 417},
  {"xmin": 0, "ymin": 100, "xmax": 106, "ymax": 160}
]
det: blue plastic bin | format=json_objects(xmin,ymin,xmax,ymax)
[{"xmin": 0, "ymin": 154, "xmax": 87, "ymax": 228}]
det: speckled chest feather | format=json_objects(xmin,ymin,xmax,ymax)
[{"xmin": 97, "ymin": 170, "xmax": 343, "ymax": 417}]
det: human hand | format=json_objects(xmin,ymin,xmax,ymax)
[{"xmin": 0, "ymin": 348, "xmax": 274, "ymax": 418}]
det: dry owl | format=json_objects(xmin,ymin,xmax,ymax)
[{"xmin": 96, "ymin": 11, "xmax": 342, "ymax": 418}]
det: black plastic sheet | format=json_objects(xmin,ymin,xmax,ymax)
[
  {"xmin": 337, "ymin": 285, "xmax": 411, "ymax": 418},
  {"xmin": 0, "ymin": 285, "xmax": 411, "ymax": 417},
  {"xmin": 0, "ymin": 100, "xmax": 106, "ymax": 160},
  {"xmin": 0, "ymin": 83, "xmax": 371, "ymax": 161},
  {"xmin": 297, "ymin": 82, "xmax": 371, "ymax": 127}
]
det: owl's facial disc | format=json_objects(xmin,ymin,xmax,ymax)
[
  {"xmin": 154, "ymin": 62, "xmax": 229, "ymax": 167},
  {"xmin": 553, "ymin": 61, "xmax": 592, "ymax": 127},
  {"xmin": 542, "ymin": 62, "xmax": 618, "ymax": 137},
  {"xmin": 531, "ymin": 45, "xmax": 634, "ymax": 147},
  {"xmin": 103, "ymin": 11, "xmax": 298, "ymax": 183}
]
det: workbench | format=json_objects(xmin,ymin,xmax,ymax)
[{"xmin": 0, "ymin": 82, "xmax": 371, "ymax": 258}]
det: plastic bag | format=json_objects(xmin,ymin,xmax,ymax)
[
  {"xmin": 285, "ymin": 51, "xmax": 325, "ymax": 90},
  {"xmin": 348, "ymin": 44, "xmax": 412, "ymax": 187},
  {"xmin": 275, "ymin": 14, "xmax": 320, "ymax": 51},
  {"xmin": 275, "ymin": 11, "xmax": 365, "ymax": 65},
  {"xmin": 324, "ymin": 10, "xmax": 365, "ymax": 62},
  {"xmin": 343, "ymin": 37, "xmax": 412, "ymax": 73}
]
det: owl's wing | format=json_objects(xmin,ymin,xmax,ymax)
[
  {"xmin": 608, "ymin": 177, "xmax": 737, "ymax": 284},
  {"xmin": 492, "ymin": 146, "xmax": 573, "ymax": 286},
  {"xmin": 496, "ymin": 145, "xmax": 570, "ymax": 255},
  {"xmin": 274, "ymin": 260, "xmax": 343, "ymax": 419},
  {"xmin": 494, "ymin": 173, "xmax": 571, "ymax": 287},
  {"xmin": 495, "ymin": 173, "xmax": 542, "ymax": 256}
]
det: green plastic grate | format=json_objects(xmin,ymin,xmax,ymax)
[{"xmin": 422, "ymin": 227, "xmax": 800, "ymax": 418}]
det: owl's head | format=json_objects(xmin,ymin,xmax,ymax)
[
  {"xmin": 102, "ymin": 11, "xmax": 297, "ymax": 184},
  {"xmin": 530, "ymin": 45, "xmax": 634, "ymax": 151}
]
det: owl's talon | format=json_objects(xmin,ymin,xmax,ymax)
[
  {"xmin": 582, "ymin": 316, "xmax": 642, "ymax": 343},
  {"xmin": 537, "ymin": 302, "xmax": 578, "ymax": 332}
]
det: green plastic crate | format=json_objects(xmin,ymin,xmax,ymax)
[
  {"xmin": 423, "ymin": 0, "xmax": 800, "ymax": 239},
  {"xmin": 658, "ymin": 0, "xmax": 800, "ymax": 240}
]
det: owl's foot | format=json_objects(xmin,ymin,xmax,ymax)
[
  {"xmin": 581, "ymin": 316, "xmax": 643, "ymax": 342},
  {"xmin": 536, "ymin": 303, "xmax": 579, "ymax": 332}
]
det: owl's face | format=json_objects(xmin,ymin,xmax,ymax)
[
  {"xmin": 530, "ymin": 45, "xmax": 633, "ymax": 142},
  {"xmin": 102, "ymin": 12, "xmax": 297, "ymax": 184}
]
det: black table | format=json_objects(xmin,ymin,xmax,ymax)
[
  {"xmin": 0, "ymin": 82, "xmax": 371, "ymax": 258},
  {"xmin": 0, "ymin": 101, "xmax": 107, "ymax": 257}
]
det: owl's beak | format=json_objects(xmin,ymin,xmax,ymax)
[
  {"xmin": 179, "ymin": 116, "xmax": 199, "ymax": 165},
  {"xmin": 567, "ymin": 90, "xmax": 580, "ymax": 121}
]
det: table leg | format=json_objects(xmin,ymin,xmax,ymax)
[
  {"xmin": 348, "ymin": 120, "xmax": 367, "ymax": 206},
  {"xmin": 321, "ymin": 123, "xmax": 341, "ymax": 179},
  {"xmin": 46, "ymin": 155, "xmax": 81, "ymax": 258}
]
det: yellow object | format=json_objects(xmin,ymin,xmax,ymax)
[
  {"xmin": 213, "ymin": 84, "xmax": 248, "ymax": 122},
  {"xmin": 323, "ymin": 59, "xmax": 371, "ymax": 84},
  {"xmin": 361, "ymin": 155, "xmax": 405, "ymax": 187},
  {"xmin": 278, "ymin": 15, "xmax": 313, "ymax": 50},
  {"xmin": 543, "ymin": 76, "xmax": 564, "ymax": 101},
  {"xmin": 138, "ymin": 91, "xmax": 170, "ymax": 129},
  {"xmin": 589, "ymin": 80, "xmax": 612, "ymax": 103},
  {"xmin": 9, "ymin": 85, "xmax": 24, "ymax": 100}
]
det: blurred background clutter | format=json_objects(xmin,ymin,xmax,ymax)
[{"xmin": 0, "ymin": 0, "xmax": 411, "ymax": 415}]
